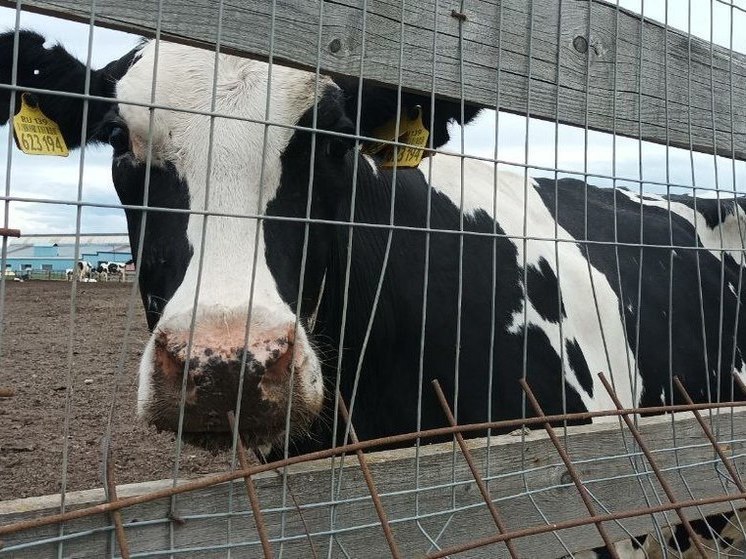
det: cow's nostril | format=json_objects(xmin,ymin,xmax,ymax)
[
  {"xmin": 154, "ymin": 337, "xmax": 184, "ymax": 381},
  {"xmin": 263, "ymin": 341, "xmax": 295, "ymax": 381}
]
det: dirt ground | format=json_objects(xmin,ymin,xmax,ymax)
[{"xmin": 0, "ymin": 281, "xmax": 234, "ymax": 501}]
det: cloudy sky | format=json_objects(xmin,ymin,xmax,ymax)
[{"xmin": 0, "ymin": 0, "xmax": 745, "ymax": 234}]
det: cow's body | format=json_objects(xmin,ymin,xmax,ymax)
[
  {"xmin": 2, "ymin": 30, "xmax": 745, "ymax": 556},
  {"xmin": 291, "ymin": 153, "xmax": 746, "ymax": 448}
]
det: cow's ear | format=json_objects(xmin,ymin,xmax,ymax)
[
  {"xmin": 314, "ymin": 86, "xmax": 356, "ymax": 159},
  {"xmin": 0, "ymin": 29, "xmax": 125, "ymax": 149},
  {"xmin": 334, "ymin": 76, "xmax": 480, "ymax": 150}
]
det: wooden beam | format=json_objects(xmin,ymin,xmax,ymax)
[
  {"xmin": 1, "ymin": 410, "xmax": 745, "ymax": 558},
  {"xmin": 1, "ymin": 0, "xmax": 744, "ymax": 161}
]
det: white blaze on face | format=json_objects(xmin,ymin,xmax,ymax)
[
  {"xmin": 423, "ymin": 155, "xmax": 641, "ymax": 412},
  {"xmin": 115, "ymin": 41, "xmax": 329, "ymax": 422}
]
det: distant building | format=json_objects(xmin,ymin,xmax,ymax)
[{"xmin": 4, "ymin": 236, "xmax": 132, "ymax": 272}]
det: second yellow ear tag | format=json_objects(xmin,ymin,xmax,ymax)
[
  {"xmin": 12, "ymin": 93, "xmax": 69, "ymax": 157},
  {"xmin": 363, "ymin": 106, "xmax": 430, "ymax": 169}
]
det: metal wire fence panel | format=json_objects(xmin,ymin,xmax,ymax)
[{"xmin": 0, "ymin": 0, "xmax": 745, "ymax": 558}]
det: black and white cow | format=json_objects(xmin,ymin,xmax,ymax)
[
  {"xmin": 77, "ymin": 259, "xmax": 91, "ymax": 281},
  {"xmin": 67, "ymin": 260, "xmax": 91, "ymax": 281},
  {"xmin": 2, "ymin": 30, "xmax": 746, "ymax": 554}
]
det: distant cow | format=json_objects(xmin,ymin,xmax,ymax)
[
  {"xmin": 76, "ymin": 260, "xmax": 91, "ymax": 281},
  {"xmin": 94, "ymin": 262, "xmax": 110, "ymax": 281},
  {"xmin": 106, "ymin": 262, "xmax": 125, "ymax": 281},
  {"xmin": 66, "ymin": 261, "xmax": 91, "ymax": 281}
]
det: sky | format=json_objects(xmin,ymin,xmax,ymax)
[{"xmin": 0, "ymin": 0, "xmax": 745, "ymax": 235}]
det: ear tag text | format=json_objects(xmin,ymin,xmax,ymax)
[
  {"xmin": 363, "ymin": 106, "xmax": 430, "ymax": 168},
  {"xmin": 13, "ymin": 93, "xmax": 69, "ymax": 157}
]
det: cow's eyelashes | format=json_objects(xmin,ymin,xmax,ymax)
[{"xmin": 108, "ymin": 125, "xmax": 130, "ymax": 155}]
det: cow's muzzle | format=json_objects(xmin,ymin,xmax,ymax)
[{"xmin": 138, "ymin": 313, "xmax": 324, "ymax": 448}]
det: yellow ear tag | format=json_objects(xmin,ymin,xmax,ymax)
[
  {"xmin": 363, "ymin": 106, "xmax": 430, "ymax": 169},
  {"xmin": 12, "ymin": 93, "xmax": 69, "ymax": 157}
]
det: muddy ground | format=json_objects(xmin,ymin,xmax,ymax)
[{"xmin": 0, "ymin": 281, "xmax": 234, "ymax": 501}]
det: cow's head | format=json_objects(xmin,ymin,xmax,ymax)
[{"xmin": 0, "ymin": 30, "xmax": 478, "ymax": 449}]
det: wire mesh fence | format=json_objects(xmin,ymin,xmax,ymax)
[{"xmin": 1, "ymin": 0, "xmax": 746, "ymax": 557}]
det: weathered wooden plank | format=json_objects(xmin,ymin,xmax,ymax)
[
  {"xmin": 1, "ymin": 0, "xmax": 743, "ymax": 162},
  {"xmin": 2, "ymin": 411, "xmax": 745, "ymax": 558}
]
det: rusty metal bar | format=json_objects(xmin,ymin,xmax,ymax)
[
  {"xmin": 104, "ymin": 446, "xmax": 130, "ymax": 559},
  {"xmin": 424, "ymin": 490, "xmax": 746, "ymax": 559},
  {"xmin": 431, "ymin": 380, "xmax": 520, "ymax": 559},
  {"xmin": 519, "ymin": 379, "xmax": 621, "ymax": 559},
  {"xmin": 597, "ymin": 372, "xmax": 709, "ymax": 557},
  {"xmin": 227, "ymin": 411, "xmax": 274, "ymax": 559},
  {"xmin": 336, "ymin": 391, "xmax": 402, "ymax": 559},
  {"xmin": 673, "ymin": 376, "xmax": 746, "ymax": 496},
  {"xmin": 2, "ymin": 399, "xmax": 746, "ymax": 538},
  {"xmin": 0, "ymin": 228, "xmax": 20, "ymax": 238},
  {"xmin": 0, "ymin": 388, "xmax": 14, "ymax": 398}
]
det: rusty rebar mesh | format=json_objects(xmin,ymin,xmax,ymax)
[{"xmin": 1, "ymin": 375, "xmax": 745, "ymax": 558}]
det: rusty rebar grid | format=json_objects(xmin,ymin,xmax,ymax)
[
  {"xmin": 431, "ymin": 379, "xmax": 520, "ymax": 559},
  {"xmin": 597, "ymin": 372, "xmax": 709, "ymax": 557},
  {"xmin": 518, "ymin": 378, "xmax": 621, "ymax": 559},
  {"xmin": 2, "ymin": 399, "xmax": 746, "ymax": 539},
  {"xmin": 104, "ymin": 442, "xmax": 130, "ymax": 559},
  {"xmin": 424, "ymin": 490, "xmax": 746, "ymax": 559},
  {"xmin": 226, "ymin": 411, "xmax": 274, "ymax": 559},
  {"xmin": 673, "ymin": 376, "xmax": 746, "ymax": 496},
  {"xmin": 336, "ymin": 391, "xmax": 403, "ymax": 559}
]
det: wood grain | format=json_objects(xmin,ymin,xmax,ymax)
[{"xmin": 1, "ymin": 0, "xmax": 743, "ymax": 161}]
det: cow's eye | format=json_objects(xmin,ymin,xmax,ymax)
[{"xmin": 108, "ymin": 125, "xmax": 130, "ymax": 155}]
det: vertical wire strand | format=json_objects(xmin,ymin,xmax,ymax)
[
  {"xmin": 0, "ymin": 1, "xmax": 22, "ymax": 366},
  {"xmin": 57, "ymin": 5, "xmax": 98, "ymax": 556},
  {"xmin": 516, "ymin": 4, "xmax": 575, "ymax": 554},
  {"xmin": 607, "ymin": 1, "xmax": 667, "ymax": 550},
  {"xmin": 328, "ymin": 1, "xmax": 410, "ymax": 550},
  {"xmin": 102, "ymin": 0, "xmax": 166, "ymax": 542},
  {"xmin": 723, "ymin": 6, "xmax": 746, "ymax": 547},
  {"xmin": 330, "ymin": 0, "xmax": 408, "ymax": 529},
  {"xmin": 326, "ymin": 0, "xmax": 369, "ymax": 553},
  {"xmin": 690, "ymin": 0, "xmax": 714, "ymax": 415},
  {"xmin": 637, "ymin": 3, "xmax": 683, "ymax": 549},
  {"xmin": 578, "ymin": 0, "xmax": 616, "ymax": 410},
  {"xmin": 662, "ymin": 0, "xmax": 721, "ymax": 551},
  {"xmin": 168, "ymin": 3, "xmax": 226, "ymax": 553},
  {"xmin": 484, "ymin": 0, "xmax": 504, "ymax": 500},
  {"xmin": 274, "ymin": 0, "xmax": 329, "ymax": 554},
  {"xmin": 414, "ymin": 0, "xmax": 442, "ymax": 549},
  {"xmin": 543, "ymin": 2, "xmax": 574, "ymax": 552},
  {"xmin": 515, "ymin": 4, "xmax": 574, "ymax": 554},
  {"xmin": 517, "ymin": 6, "xmax": 574, "ymax": 552},
  {"xmin": 450, "ymin": 0, "xmax": 467, "ymax": 515},
  {"xmin": 335, "ymin": 0, "xmax": 407, "ymax": 452}
]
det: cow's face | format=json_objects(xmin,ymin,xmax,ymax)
[
  {"xmin": 0, "ymin": 30, "xmax": 475, "ymax": 449},
  {"xmin": 107, "ymin": 41, "xmax": 351, "ymax": 447}
]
